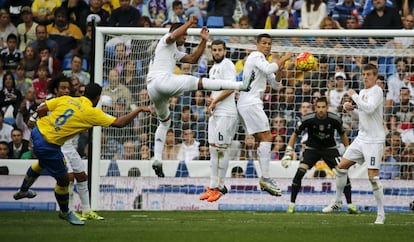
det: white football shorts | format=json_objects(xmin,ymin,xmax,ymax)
[
  {"xmin": 208, "ymin": 115, "xmax": 238, "ymax": 147},
  {"xmin": 238, "ymin": 103, "xmax": 270, "ymax": 135},
  {"xmin": 147, "ymin": 73, "xmax": 198, "ymax": 120},
  {"xmin": 343, "ymin": 138, "xmax": 384, "ymax": 170}
]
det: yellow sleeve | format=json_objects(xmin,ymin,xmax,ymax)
[
  {"xmin": 86, "ymin": 108, "xmax": 117, "ymax": 127},
  {"xmin": 45, "ymin": 97, "xmax": 59, "ymax": 111}
]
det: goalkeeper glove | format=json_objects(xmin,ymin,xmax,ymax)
[{"xmin": 281, "ymin": 146, "xmax": 294, "ymax": 168}]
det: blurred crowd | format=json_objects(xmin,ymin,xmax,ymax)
[{"xmin": 0, "ymin": 0, "xmax": 413, "ymax": 179}]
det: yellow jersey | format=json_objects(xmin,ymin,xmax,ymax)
[{"xmin": 37, "ymin": 96, "xmax": 116, "ymax": 146}]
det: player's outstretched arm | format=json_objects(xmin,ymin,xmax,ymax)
[
  {"xmin": 166, "ymin": 16, "xmax": 196, "ymax": 44},
  {"xmin": 111, "ymin": 106, "xmax": 152, "ymax": 128},
  {"xmin": 181, "ymin": 27, "xmax": 209, "ymax": 63}
]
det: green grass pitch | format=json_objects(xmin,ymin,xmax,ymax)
[{"xmin": 1, "ymin": 211, "xmax": 413, "ymax": 242}]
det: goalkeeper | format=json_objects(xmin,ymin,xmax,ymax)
[{"xmin": 282, "ymin": 97, "xmax": 360, "ymax": 214}]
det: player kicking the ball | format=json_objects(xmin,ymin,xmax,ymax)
[
  {"xmin": 147, "ymin": 16, "xmax": 249, "ymax": 177},
  {"xmin": 199, "ymin": 39, "xmax": 237, "ymax": 202},
  {"xmin": 14, "ymin": 81, "xmax": 151, "ymax": 225},
  {"xmin": 323, "ymin": 64, "xmax": 386, "ymax": 224},
  {"xmin": 282, "ymin": 97, "xmax": 359, "ymax": 214},
  {"xmin": 237, "ymin": 33, "xmax": 293, "ymax": 196}
]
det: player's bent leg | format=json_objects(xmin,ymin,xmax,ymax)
[
  {"xmin": 14, "ymin": 162, "xmax": 43, "ymax": 200},
  {"xmin": 290, "ymin": 168, "xmax": 307, "ymax": 202},
  {"xmin": 323, "ymin": 167, "xmax": 347, "ymax": 213},
  {"xmin": 199, "ymin": 78, "xmax": 244, "ymax": 91}
]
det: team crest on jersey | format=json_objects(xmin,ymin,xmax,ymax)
[
  {"xmin": 319, "ymin": 125, "xmax": 324, "ymax": 131},
  {"xmin": 362, "ymin": 94, "xmax": 367, "ymax": 101}
]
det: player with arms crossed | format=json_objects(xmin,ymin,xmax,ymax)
[
  {"xmin": 323, "ymin": 64, "xmax": 386, "ymax": 224},
  {"xmin": 282, "ymin": 97, "xmax": 359, "ymax": 214},
  {"xmin": 199, "ymin": 39, "xmax": 237, "ymax": 202},
  {"xmin": 237, "ymin": 33, "xmax": 293, "ymax": 196},
  {"xmin": 14, "ymin": 81, "xmax": 151, "ymax": 225},
  {"xmin": 148, "ymin": 16, "xmax": 249, "ymax": 177}
]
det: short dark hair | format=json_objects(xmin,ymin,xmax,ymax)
[
  {"xmin": 316, "ymin": 96, "xmax": 328, "ymax": 105},
  {"xmin": 84, "ymin": 83, "xmax": 102, "ymax": 101},
  {"xmin": 169, "ymin": 23, "xmax": 184, "ymax": 33},
  {"xmin": 257, "ymin": 33, "xmax": 271, "ymax": 43},
  {"xmin": 362, "ymin": 63, "xmax": 378, "ymax": 76},
  {"xmin": 0, "ymin": 141, "xmax": 8, "ymax": 147},
  {"xmin": 47, "ymin": 74, "xmax": 71, "ymax": 95},
  {"xmin": 211, "ymin": 39, "xmax": 226, "ymax": 48},
  {"xmin": 172, "ymin": 0, "xmax": 183, "ymax": 8},
  {"xmin": 7, "ymin": 33, "xmax": 17, "ymax": 42},
  {"xmin": 54, "ymin": 7, "xmax": 68, "ymax": 18},
  {"xmin": 11, "ymin": 128, "xmax": 23, "ymax": 135}
]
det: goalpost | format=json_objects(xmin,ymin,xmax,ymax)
[{"xmin": 90, "ymin": 27, "xmax": 414, "ymax": 211}]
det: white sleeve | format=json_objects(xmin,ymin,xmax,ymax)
[
  {"xmin": 254, "ymin": 53, "xmax": 279, "ymax": 74},
  {"xmin": 351, "ymin": 88, "xmax": 383, "ymax": 114},
  {"xmin": 267, "ymin": 73, "xmax": 280, "ymax": 90}
]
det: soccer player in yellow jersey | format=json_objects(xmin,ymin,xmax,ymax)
[{"xmin": 13, "ymin": 81, "xmax": 151, "ymax": 225}]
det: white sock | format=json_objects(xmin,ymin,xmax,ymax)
[
  {"xmin": 218, "ymin": 148, "xmax": 230, "ymax": 187},
  {"xmin": 153, "ymin": 119, "xmax": 171, "ymax": 161},
  {"xmin": 369, "ymin": 176, "xmax": 385, "ymax": 215},
  {"xmin": 77, "ymin": 181, "xmax": 91, "ymax": 213},
  {"xmin": 68, "ymin": 181, "xmax": 74, "ymax": 211},
  {"xmin": 209, "ymin": 146, "xmax": 219, "ymax": 188},
  {"xmin": 258, "ymin": 142, "xmax": 271, "ymax": 178},
  {"xmin": 335, "ymin": 168, "xmax": 348, "ymax": 202},
  {"xmin": 201, "ymin": 78, "xmax": 241, "ymax": 90}
]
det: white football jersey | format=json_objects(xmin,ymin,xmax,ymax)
[
  {"xmin": 237, "ymin": 51, "xmax": 278, "ymax": 107},
  {"xmin": 147, "ymin": 33, "xmax": 187, "ymax": 80},
  {"xmin": 352, "ymin": 85, "xmax": 385, "ymax": 143},
  {"xmin": 209, "ymin": 58, "xmax": 238, "ymax": 117}
]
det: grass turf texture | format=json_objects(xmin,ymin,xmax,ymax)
[{"xmin": 1, "ymin": 211, "xmax": 413, "ymax": 242}]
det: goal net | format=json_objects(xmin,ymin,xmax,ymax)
[{"xmin": 89, "ymin": 27, "xmax": 414, "ymax": 212}]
